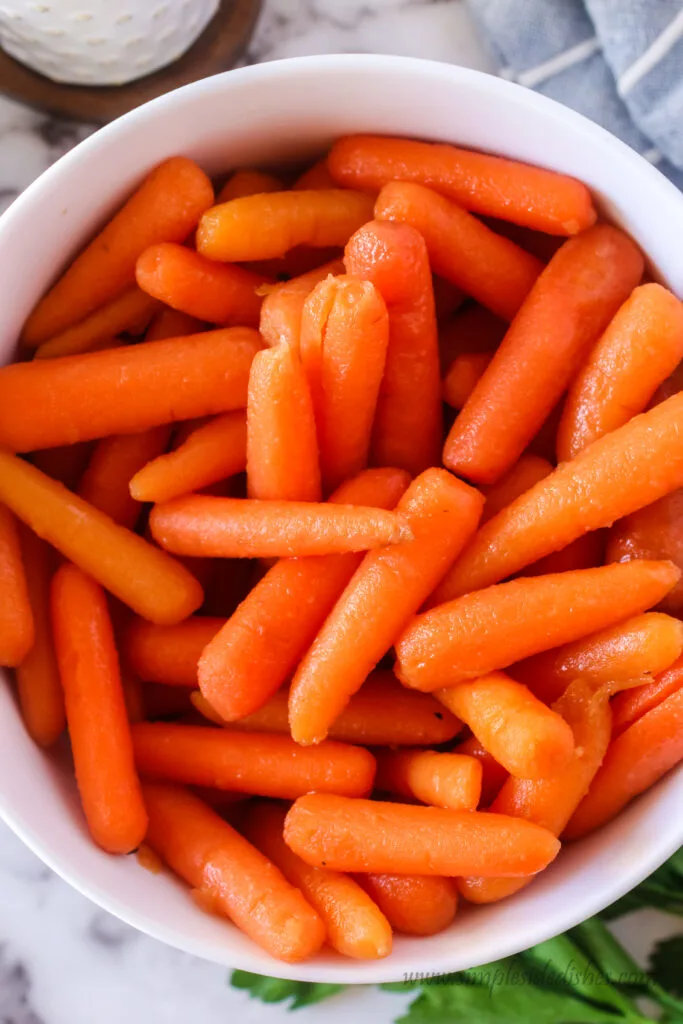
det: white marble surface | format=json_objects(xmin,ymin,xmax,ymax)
[{"xmin": 0, "ymin": 2, "xmax": 678, "ymax": 1022}]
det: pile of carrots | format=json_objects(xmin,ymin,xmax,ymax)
[{"xmin": 1, "ymin": 135, "xmax": 683, "ymax": 964}]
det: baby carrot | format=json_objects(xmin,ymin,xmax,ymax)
[
  {"xmin": 607, "ymin": 489, "xmax": 683, "ymax": 615},
  {"xmin": 375, "ymin": 181, "xmax": 543, "ymax": 320},
  {"xmin": 144, "ymin": 307, "xmax": 203, "ymax": 341},
  {"xmin": 143, "ymin": 783, "xmax": 325, "ymax": 963},
  {"xmin": 35, "ymin": 288, "xmax": 158, "ymax": 359},
  {"xmin": 357, "ymin": 874, "xmax": 458, "ymax": 936},
  {"xmin": 513, "ymin": 612, "xmax": 683, "ymax": 705},
  {"xmin": 23, "ymin": 157, "xmax": 214, "ymax": 346},
  {"xmin": 0, "ymin": 327, "xmax": 261, "ymax": 452},
  {"xmin": 0, "ymin": 452, "xmax": 203, "ymax": 625},
  {"xmin": 217, "ymin": 168, "xmax": 283, "ymax": 202},
  {"xmin": 611, "ymin": 655, "xmax": 683, "ymax": 736},
  {"xmin": 284, "ymin": 794, "xmax": 561, "ymax": 877},
  {"xmin": 292, "ymin": 160, "xmax": 336, "ymax": 191},
  {"xmin": 289, "ymin": 469, "xmax": 483, "ymax": 744},
  {"xmin": 442, "ymin": 352, "xmax": 492, "ymax": 410},
  {"xmin": 443, "ymin": 225, "xmax": 644, "ymax": 484},
  {"xmin": 456, "ymin": 736, "xmax": 508, "ymax": 806},
  {"xmin": 132, "ymin": 723, "xmax": 376, "ymax": 799},
  {"xmin": 244, "ymin": 801, "xmax": 392, "ymax": 960},
  {"xmin": 0, "ymin": 504, "xmax": 34, "ymax": 666},
  {"xmin": 246, "ymin": 345, "xmax": 321, "ymax": 501},
  {"xmin": 259, "ymin": 259, "xmax": 345, "ymax": 350},
  {"xmin": 398, "ymin": 561, "xmax": 680, "ymax": 691},
  {"xmin": 439, "ymin": 304, "xmax": 506, "ymax": 372},
  {"xmin": 345, "ymin": 220, "xmax": 442, "ymax": 474},
  {"xmin": 197, "ymin": 468, "xmax": 410, "ymax": 722},
  {"xmin": 328, "ymin": 135, "xmax": 596, "ymax": 235},
  {"xmin": 521, "ymin": 532, "xmax": 604, "ymax": 578},
  {"xmin": 557, "ymin": 285, "xmax": 683, "ymax": 461},
  {"xmin": 375, "ymin": 750, "xmax": 482, "ymax": 810},
  {"xmin": 123, "ymin": 616, "xmax": 223, "ymax": 686},
  {"xmin": 197, "ymin": 190, "xmax": 374, "ymax": 262},
  {"xmin": 482, "ymin": 453, "xmax": 552, "ymax": 523},
  {"xmin": 51, "ymin": 564, "xmax": 147, "ymax": 853},
  {"xmin": 300, "ymin": 274, "xmax": 389, "ymax": 492}
]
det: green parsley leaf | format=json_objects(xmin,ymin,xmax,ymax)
[
  {"xmin": 230, "ymin": 970, "xmax": 344, "ymax": 1009},
  {"xmin": 649, "ymin": 936, "xmax": 683, "ymax": 1000}
]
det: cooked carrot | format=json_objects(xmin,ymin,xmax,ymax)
[
  {"xmin": 345, "ymin": 220, "xmax": 442, "ymax": 474},
  {"xmin": 143, "ymin": 783, "xmax": 324, "ymax": 963},
  {"xmin": 565, "ymin": 684, "xmax": 683, "ymax": 838},
  {"xmin": 217, "ymin": 168, "xmax": 283, "ymax": 203},
  {"xmin": 0, "ymin": 452, "xmax": 203, "ymax": 625},
  {"xmin": 442, "ymin": 352, "xmax": 492, "ymax": 409},
  {"xmin": 456, "ymin": 736, "xmax": 508, "ymax": 806},
  {"xmin": 0, "ymin": 327, "xmax": 261, "ymax": 452},
  {"xmin": 329, "ymin": 135, "xmax": 596, "ymax": 235},
  {"xmin": 300, "ymin": 274, "xmax": 389, "ymax": 491},
  {"xmin": 144, "ymin": 307, "xmax": 204, "ymax": 341},
  {"xmin": 522, "ymin": 532, "xmax": 604, "ymax": 578},
  {"xmin": 292, "ymin": 160, "xmax": 336, "ymax": 191},
  {"xmin": 376, "ymin": 182, "xmax": 543, "ymax": 320},
  {"xmin": 512, "ymin": 612, "xmax": 683, "ymax": 705},
  {"xmin": 35, "ymin": 288, "xmax": 158, "ymax": 360},
  {"xmin": 198, "ymin": 190, "xmax": 374, "ymax": 262},
  {"xmin": 0, "ymin": 504, "xmax": 34, "ymax": 666},
  {"xmin": 123, "ymin": 616, "xmax": 222, "ymax": 687},
  {"xmin": 289, "ymin": 469, "xmax": 483, "ymax": 744},
  {"xmin": 433, "ymin": 390, "xmax": 683, "ymax": 601},
  {"xmin": 246, "ymin": 345, "xmax": 321, "ymax": 502},
  {"xmin": 611, "ymin": 654, "xmax": 683, "ymax": 735},
  {"xmin": 136, "ymin": 243, "xmax": 268, "ymax": 326},
  {"xmin": 375, "ymin": 750, "xmax": 482, "ymax": 810},
  {"xmin": 439, "ymin": 304, "xmax": 506, "ymax": 372},
  {"xmin": 607, "ymin": 489, "xmax": 683, "ymax": 615},
  {"xmin": 399, "ymin": 561, "xmax": 680, "ymax": 692},
  {"xmin": 197, "ymin": 468, "xmax": 410, "ymax": 722},
  {"xmin": 51, "ymin": 564, "xmax": 147, "ymax": 853},
  {"xmin": 356, "ymin": 874, "xmax": 458, "ymax": 936},
  {"xmin": 557, "ymin": 285, "xmax": 683, "ymax": 461},
  {"xmin": 31, "ymin": 442, "xmax": 93, "ymax": 489},
  {"xmin": 259, "ymin": 259, "xmax": 345, "ymax": 350},
  {"xmin": 244, "ymin": 801, "xmax": 392, "ymax": 959},
  {"xmin": 132, "ymin": 723, "xmax": 376, "ymax": 799},
  {"xmin": 23, "ymin": 157, "xmax": 214, "ymax": 347},
  {"xmin": 284, "ymin": 794, "xmax": 561, "ymax": 877},
  {"xmin": 443, "ymin": 225, "xmax": 644, "ymax": 484},
  {"xmin": 482, "ymin": 453, "xmax": 552, "ymax": 523}
]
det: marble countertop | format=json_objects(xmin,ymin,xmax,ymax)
[{"xmin": 0, "ymin": 2, "xmax": 678, "ymax": 1022}]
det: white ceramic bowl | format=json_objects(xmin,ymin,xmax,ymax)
[{"xmin": 1, "ymin": 55, "xmax": 682, "ymax": 983}]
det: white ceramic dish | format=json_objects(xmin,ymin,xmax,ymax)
[{"xmin": 0, "ymin": 54, "xmax": 682, "ymax": 983}]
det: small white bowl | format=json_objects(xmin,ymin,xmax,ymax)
[{"xmin": 0, "ymin": 55, "xmax": 682, "ymax": 983}]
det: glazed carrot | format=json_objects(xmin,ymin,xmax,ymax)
[
  {"xmin": 443, "ymin": 225, "xmax": 644, "ymax": 484},
  {"xmin": 442, "ymin": 352, "xmax": 492, "ymax": 410},
  {"xmin": 375, "ymin": 750, "xmax": 482, "ymax": 810},
  {"xmin": 0, "ymin": 452, "xmax": 203, "ymax": 625},
  {"xmin": 217, "ymin": 168, "xmax": 283, "ymax": 203},
  {"xmin": 436, "ymin": 671, "xmax": 574, "ymax": 779},
  {"xmin": 329, "ymin": 135, "xmax": 596, "ymax": 235},
  {"xmin": 23, "ymin": 157, "xmax": 214, "ymax": 346},
  {"xmin": 0, "ymin": 328, "xmax": 261, "ymax": 452},
  {"xmin": 246, "ymin": 345, "xmax": 321, "ymax": 501},
  {"xmin": 197, "ymin": 469, "xmax": 410, "ymax": 722},
  {"xmin": 456, "ymin": 736, "xmax": 508, "ymax": 806},
  {"xmin": 244, "ymin": 801, "xmax": 392, "ymax": 960},
  {"xmin": 292, "ymin": 160, "xmax": 336, "ymax": 191},
  {"xmin": 51, "ymin": 564, "xmax": 147, "ymax": 853},
  {"xmin": 399, "ymin": 561, "xmax": 680, "ymax": 692},
  {"xmin": 482, "ymin": 453, "xmax": 552, "ymax": 523},
  {"xmin": 375, "ymin": 182, "xmax": 543, "ymax": 320},
  {"xmin": 31, "ymin": 442, "xmax": 93, "ymax": 489},
  {"xmin": 607, "ymin": 490, "xmax": 683, "ymax": 615},
  {"xmin": 197, "ymin": 190, "xmax": 374, "ymax": 262},
  {"xmin": 433, "ymin": 391, "xmax": 683, "ymax": 601},
  {"xmin": 15, "ymin": 527, "xmax": 64, "ymax": 746},
  {"xmin": 35, "ymin": 288, "xmax": 158, "ymax": 360},
  {"xmin": 300, "ymin": 275, "xmax": 389, "ymax": 491},
  {"xmin": 143, "ymin": 783, "xmax": 324, "ymax": 963},
  {"xmin": 565, "ymin": 684, "xmax": 683, "ymax": 838},
  {"xmin": 284, "ymin": 794, "xmax": 561, "ymax": 877},
  {"xmin": 136, "ymin": 243, "xmax": 268, "ymax": 326},
  {"xmin": 345, "ymin": 220, "xmax": 442, "ymax": 474},
  {"xmin": 143, "ymin": 307, "xmax": 203, "ymax": 341},
  {"xmin": 522, "ymin": 532, "xmax": 604, "ymax": 578},
  {"xmin": 356, "ymin": 874, "xmax": 458, "ymax": 936},
  {"xmin": 289, "ymin": 469, "xmax": 483, "ymax": 744},
  {"xmin": 439, "ymin": 304, "xmax": 506, "ymax": 371},
  {"xmin": 258, "ymin": 259, "xmax": 345, "ymax": 350},
  {"xmin": 0, "ymin": 505, "xmax": 34, "ymax": 666},
  {"xmin": 123, "ymin": 616, "xmax": 222, "ymax": 686},
  {"xmin": 611, "ymin": 655, "xmax": 683, "ymax": 735},
  {"xmin": 557, "ymin": 285, "xmax": 683, "ymax": 461},
  {"xmin": 132, "ymin": 723, "xmax": 376, "ymax": 798}
]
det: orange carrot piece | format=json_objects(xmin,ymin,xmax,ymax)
[
  {"xmin": 456, "ymin": 736, "xmax": 508, "ymax": 807},
  {"xmin": 611, "ymin": 654, "xmax": 683, "ymax": 736},
  {"xmin": 217, "ymin": 168, "xmax": 283, "ymax": 203},
  {"xmin": 123, "ymin": 616, "xmax": 223, "ymax": 686},
  {"xmin": 399, "ymin": 561, "xmax": 680, "ymax": 692},
  {"xmin": 442, "ymin": 352, "xmax": 492, "ymax": 409},
  {"xmin": 0, "ymin": 452, "xmax": 203, "ymax": 625},
  {"xmin": 136, "ymin": 243, "xmax": 268, "ymax": 326},
  {"xmin": 439, "ymin": 304, "xmax": 506, "ymax": 372},
  {"xmin": 0, "ymin": 327, "xmax": 261, "ymax": 452},
  {"xmin": 300, "ymin": 274, "xmax": 389, "ymax": 492},
  {"xmin": 607, "ymin": 489, "xmax": 683, "ymax": 615},
  {"xmin": 522, "ymin": 531, "xmax": 604, "ymax": 578},
  {"xmin": 244, "ymin": 801, "xmax": 392, "ymax": 960},
  {"xmin": 356, "ymin": 874, "xmax": 458, "ymax": 936},
  {"xmin": 144, "ymin": 307, "xmax": 204, "ymax": 341},
  {"xmin": 284, "ymin": 794, "xmax": 560, "ymax": 877},
  {"xmin": 0, "ymin": 504, "xmax": 34, "ymax": 666},
  {"xmin": 259, "ymin": 259, "xmax": 345, "ymax": 350},
  {"xmin": 292, "ymin": 160, "xmax": 336, "ymax": 191},
  {"xmin": 375, "ymin": 750, "xmax": 482, "ymax": 810},
  {"xmin": 329, "ymin": 135, "xmax": 596, "ymax": 235},
  {"xmin": 375, "ymin": 181, "xmax": 543, "ymax": 320},
  {"xmin": 557, "ymin": 285, "xmax": 683, "ymax": 461},
  {"xmin": 345, "ymin": 220, "xmax": 442, "ymax": 475},
  {"xmin": 443, "ymin": 225, "xmax": 644, "ymax": 484},
  {"xmin": 35, "ymin": 288, "xmax": 158, "ymax": 359},
  {"xmin": 246, "ymin": 345, "xmax": 321, "ymax": 501},
  {"xmin": 31, "ymin": 442, "xmax": 93, "ymax": 490},
  {"xmin": 143, "ymin": 783, "xmax": 324, "ymax": 963},
  {"xmin": 132, "ymin": 723, "xmax": 376, "ymax": 799},
  {"xmin": 289, "ymin": 469, "xmax": 483, "ymax": 744},
  {"xmin": 51, "ymin": 564, "xmax": 147, "ymax": 853},
  {"xmin": 23, "ymin": 157, "xmax": 214, "ymax": 347},
  {"xmin": 198, "ymin": 468, "xmax": 410, "ymax": 722},
  {"xmin": 482, "ymin": 453, "xmax": 552, "ymax": 523}
]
